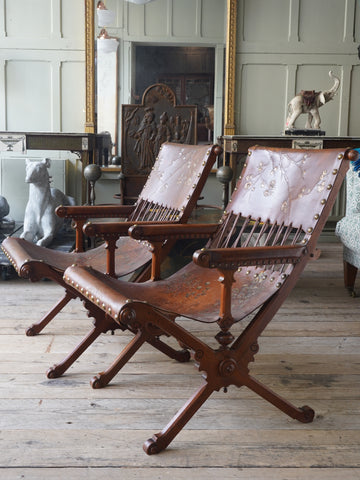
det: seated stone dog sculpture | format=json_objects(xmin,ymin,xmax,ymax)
[{"xmin": 21, "ymin": 158, "xmax": 75, "ymax": 247}]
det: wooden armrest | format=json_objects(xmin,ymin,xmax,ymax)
[
  {"xmin": 56, "ymin": 204, "xmax": 135, "ymax": 219},
  {"xmin": 84, "ymin": 220, "xmax": 176, "ymax": 238},
  {"xmin": 128, "ymin": 223, "xmax": 219, "ymax": 242},
  {"xmin": 84, "ymin": 221, "xmax": 181, "ymax": 277},
  {"xmin": 55, "ymin": 204, "xmax": 135, "ymax": 253},
  {"xmin": 193, "ymin": 244, "xmax": 307, "ymax": 269}
]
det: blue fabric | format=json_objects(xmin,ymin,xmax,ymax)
[
  {"xmin": 351, "ymin": 148, "xmax": 360, "ymax": 176},
  {"xmin": 335, "ymin": 154, "xmax": 360, "ymax": 269}
]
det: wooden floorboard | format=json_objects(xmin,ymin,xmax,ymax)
[{"xmin": 0, "ymin": 241, "xmax": 360, "ymax": 479}]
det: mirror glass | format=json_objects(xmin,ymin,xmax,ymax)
[
  {"xmin": 134, "ymin": 45, "xmax": 215, "ymax": 143},
  {"xmin": 86, "ymin": 0, "xmax": 233, "ymax": 148}
]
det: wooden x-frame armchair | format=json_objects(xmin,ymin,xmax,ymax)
[
  {"xmin": 2, "ymin": 143, "xmax": 221, "ymax": 378},
  {"xmin": 63, "ymin": 146, "xmax": 358, "ymax": 454}
]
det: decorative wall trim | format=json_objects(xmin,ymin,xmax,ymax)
[
  {"xmin": 85, "ymin": 0, "xmax": 95, "ymax": 133},
  {"xmin": 224, "ymin": 0, "xmax": 237, "ymax": 136}
]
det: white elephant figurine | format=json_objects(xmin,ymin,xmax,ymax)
[
  {"xmin": 21, "ymin": 158, "xmax": 75, "ymax": 247},
  {"xmin": 285, "ymin": 71, "xmax": 340, "ymax": 130}
]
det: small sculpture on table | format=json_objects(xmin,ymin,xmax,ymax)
[
  {"xmin": 21, "ymin": 158, "xmax": 75, "ymax": 247},
  {"xmin": 285, "ymin": 70, "xmax": 340, "ymax": 135}
]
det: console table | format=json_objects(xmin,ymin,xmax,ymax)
[
  {"xmin": 222, "ymin": 135, "xmax": 360, "ymax": 191},
  {"xmin": 0, "ymin": 131, "xmax": 112, "ymax": 202}
]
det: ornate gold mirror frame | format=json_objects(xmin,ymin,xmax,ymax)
[
  {"xmin": 224, "ymin": 0, "xmax": 237, "ymax": 136},
  {"xmin": 85, "ymin": 0, "xmax": 95, "ymax": 134},
  {"xmin": 84, "ymin": 0, "xmax": 237, "ymax": 136}
]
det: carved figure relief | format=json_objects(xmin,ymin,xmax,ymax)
[{"xmin": 122, "ymin": 84, "xmax": 197, "ymax": 175}]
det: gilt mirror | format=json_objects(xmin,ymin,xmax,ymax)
[{"xmin": 84, "ymin": 0, "xmax": 237, "ymax": 148}]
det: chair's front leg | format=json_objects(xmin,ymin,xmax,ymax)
[
  {"xmin": 46, "ymin": 304, "xmax": 119, "ymax": 378},
  {"xmin": 91, "ymin": 330, "xmax": 147, "ymax": 388},
  {"xmin": 143, "ymin": 381, "xmax": 215, "ymax": 455}
]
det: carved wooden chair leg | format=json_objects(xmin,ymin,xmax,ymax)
[
  {"xmin": 144, "ymin": 381, "xmax": 215, "ymax": 455},
  {"xmin": 243, "ymin": 374, "xmax": 314, "ymax": 423},
  {"xmin": 26, "ymin": 289, "xmax": 76, "ymax": 336},
  {"xmin": 44, "ymin": 295, "xmax": 191, "ymax": 383},
  {"xmin": 46, "ymin": 303, "xmax": 117, "ymax": 378},
  {"xmin": 90, "ymin": 329, "xmax": 190, "ymax": 389},
  {"xmin": 91, "ymin": 330, "xmax": 147, "ymax": 388},
  {"xmin": 344, "ymin": 260, "xmax": 358, "ymax": 296},
  {"xmin": 46, "ymin": 323, "xmax": 106, "ymax": 379}
]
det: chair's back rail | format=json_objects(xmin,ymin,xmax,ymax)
[
  {"xmin": 129, "ymin": 198, "xmax": 180, "ymax": 222},
  {"xmin": 133, "ymin": 142, "xmax": 220, "ymax": 224},
  {"xmin": 211, "ymin": 213, "xmax": 306, "ymax": 251},
  {"xmin": 211, "ymin": 147, "xmax": 353, "ymax": 258}
]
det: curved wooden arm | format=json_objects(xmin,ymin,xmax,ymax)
[
  {"xmin": 83, "ymin": 220, "xmax": 176, "ymax": 238},
  {"xmin": 55, "ymin": 204, "xmax": 135, "ymax": 253},
  {"xmin": 193, "ymin": 244, "xmax": 307, "ymax": 270},
  {"xmin": 83, "ymin": 220, "xmax": 181, "ymax": 278},
  {"xmin": 56, "ymin": 204, "xmax": 135, "ymax": 219},
  {"xmin": 128, "ymin": 223, "xmax": 219, "ymax": 242}
]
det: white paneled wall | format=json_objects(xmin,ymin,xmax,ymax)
[
  {"xmin": 236, "ymin": 0, "xmax": 360, "ymax": 136},
  {"xmin": 0, "ymin": 0, "xmax": 85, "ymax": 219},
  {"xmin": 0, "ymin": 0, "xmax": 85, "ymax": 132}
]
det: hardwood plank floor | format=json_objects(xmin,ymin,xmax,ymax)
[{"xmin": 0, "ymin": 242, "xmax": 359, "ymax": 479}]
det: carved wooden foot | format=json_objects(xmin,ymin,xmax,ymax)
[
  {"xmin": 143, "ymin": 435, "xmax": 167, "ymax": 455},
  {"xmin": 46, "ymin": 364, "xmax": 65, "ymax": 379},
  {"xmin": 90, "ymin": 374, "xmax": 106, "ymax": 389},
  {"xmin": 244, "ymin": 374, "xmax": 315, "ymax": 424},
  {"xmin": 26, "ymin": 324, "xmax": 40, "ymax": 337},
  {"xmin": 298, "ymin": 405, "xmax": 315, "ymax": 423}
]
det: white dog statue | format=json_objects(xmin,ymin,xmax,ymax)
[{"xmin": 21, "ymin": 158, "xmax": 75, "ymax": 247}]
